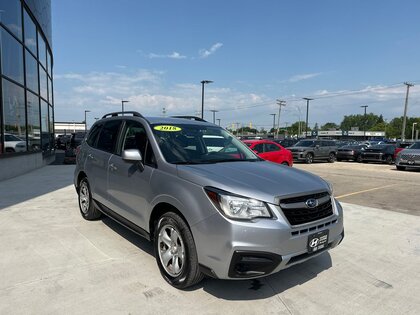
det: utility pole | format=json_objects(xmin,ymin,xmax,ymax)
[
  {"xmin": 270, "ymin": 113, "xmax": 276, "ymax": 135},
  {"xmin": 361, "ymin": 105, "xmax": 368, "ymax": 140},
  {"xmin": 412, "ymin": 122, "xmax": 418, "ymax": 141},
  {"xmin": 401, "ymin": 82, "xmax": 414, "ymax": 141},
  {"xmin": 276, "ymin": 100, "xmax": 286, "ymax": 139},
  {"xmin": 303, "ymin": 98, "xmax": 313, "ymax": 138},
  {"xmin": 210, "ymin": 109, "xmax": 219, "ymax": 124},
  {"xmin": 216, "ymin": 118, "xmax": 221, "ymax": 126}
]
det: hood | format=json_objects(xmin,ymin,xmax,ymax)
[
  {"xmin": 176, "ymin": 161, "xmax": 329, "ymax": 204},
  {"xmin": 364, "ymin": 148, "xmax": 384, "ymax": 153}
]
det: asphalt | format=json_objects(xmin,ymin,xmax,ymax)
[{"xmin": 0, "ymin": 165, "xmax": 419, "ymax": 314}]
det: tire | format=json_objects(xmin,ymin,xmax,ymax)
[
  {"xmin": 336, "ymin": 158, "xmax": 342, "ymax": 162},
  {"xmin": 154, "ymin": 212, "xmax": 203, "ymax": 289},
  {"xmin": 356, "ymin": 155, "xmax": 362, "ymax": 163},
  {"xmin": 305, "ymin": 153, "xmax": 314, "ymax": 164},
  {"xmin": 78, "ymin": 178, "xmax": 102, "ymax": 220},
  {"xmin": 385, "ymin": 155, "xmax": 393, "ymax": 165},
  {"xmin": 281, "ymin": 161, "xmax": 289, "ymax": 166},
  {"xmin": 328, "ymin": 153, "xmax": 336, "ymax": 163},
  {"xmin": 5, "ymin": 148, "xmax": 15, "ymax": 153},
  {"xmin": 396, "ymin": 165, "xmax": 406, "ymax": 171}
]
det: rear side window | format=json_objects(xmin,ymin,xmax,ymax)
[
  {"xmin": 96, "ymin": 120, "xmax": 122, "ymax": 153},
  {"xmin": 264, "ymin": 143, "xmax": 280, "ymax": 152},
  {"xmin": 86, "ymin": 124, "xmax": 102, "ymax": 148}
]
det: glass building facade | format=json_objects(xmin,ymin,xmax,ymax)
[{"xmin": 0, "ymin": 0, "xmax": 53, "ymax": 173}]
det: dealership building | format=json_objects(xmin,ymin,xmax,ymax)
[{"xmin": 0, "ymin": 0, "xmax": 53, "ymax": 180}]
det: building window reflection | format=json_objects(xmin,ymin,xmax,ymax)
[
  {"xmin": 0, "ymin": 0, "xmax": 22, "ymax": 40},
  {"xmin": 23, "ymin": 8, "xmax": 37, "ymax": 55},
  {"xmin": 27, "ymin": 91, "xmax": 40, "ymax": 151},
  {"xmin": 2, "ymin": 79, "xmax": 27, "ymax": 153},
  {"xmin": 0, "ymin": 27, "xmax": 24, "ymax": 85}
]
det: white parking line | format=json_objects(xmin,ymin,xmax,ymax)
[{"xmin": 336, "ymin": 184, "xmax": 398, "ymax": 199}]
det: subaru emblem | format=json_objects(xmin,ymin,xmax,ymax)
[{"xmin": 305, "ymin": 198, "xmax": 318, "ymax": 208}]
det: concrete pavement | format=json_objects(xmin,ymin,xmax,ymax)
[{"xmin": 0, "ymin": 165, "xmax": 419, "ymax": 314}]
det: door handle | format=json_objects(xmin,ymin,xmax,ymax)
[{"xmin": 109, "ymin": 163, "xmax": 117, "ymax": 171}]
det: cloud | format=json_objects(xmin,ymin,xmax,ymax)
[
  {"xmin": 199, "ymin": 42, "xmax": 223, "ymax": 59},
  {"xmin": 287, "ymin": 72, "xmax": 323, "ymax": 83},
  {"xmin": 148, "ymin": 51, "xmax": 187, "ymax": 59}
]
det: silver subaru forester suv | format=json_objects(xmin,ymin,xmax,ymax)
[{"xmin": 74, "ymin": 112, "xmax": 344, "ymax": 288}]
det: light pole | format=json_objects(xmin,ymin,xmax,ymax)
[
  {"xmin": 303, "ymin": 98, "xmax": 313, "ymax": 138},
  {"xmin": 210, "ymin": 109, "xmax": 219, "ymax": 124},
  {"xmin": 270, "ymin": 113, "xmax": 276, "ymax": 135},
  {"xmin": 216, "ymin": 118, "xmax": 221, "ymax": 126},
  {"xmin": 412, "ymin": 122, "xmax": 418, "ymax": 141},
  {"xmin": 121, "ymin": 100, "xmax": 129, "ymax": 115},
  {"xmin": 401, "ymin": 82, "xmax": 414, "ymax": 141},
  {"xmin": 361, "ymin": 105, "xmax": 368, "ymax": 140},
  {"xmin": 84, "ymin": 110, "xmax": 90, "ymax": 132},
  {"xmin": 276, "ymin": 100, "xmax": 286, "ymax": 139},
  {"xmin": 200, "ymin": 80, "xmax": 213, "ymax": 119}
]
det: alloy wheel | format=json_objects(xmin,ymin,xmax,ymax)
[{"xmin": 158, "ymin": 224, "xmax": 185, "ymax": 277}]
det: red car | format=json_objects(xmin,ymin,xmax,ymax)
[{"xmin": 243, "ymin": 140, "xmax": 293, "ymax": 166}]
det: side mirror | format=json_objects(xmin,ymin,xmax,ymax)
[
  {"xmin": 315, "ymin": 145, "xmax": 320, "ymax": 149},
  {"xmin": 122, "ymin": 149, "xmax": 145, "ymax": 171}
]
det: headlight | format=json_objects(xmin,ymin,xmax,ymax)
[{"xmin": 205, "ymin": 188, "xmax": 272, "ymax": 220}]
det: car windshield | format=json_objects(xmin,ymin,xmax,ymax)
[
  {"xmin": 369, "ymin": 144, "xmax": 388, "ymax": 150},
  {"xmin": 151, "ymin": 124, "xmax": 260, "ymax": 164},
  {"xmin": 294, "ymin": 140, "xmax": 315, "ymax": 147},
  {"xmin": 409, "ymin": 142, "xmax": 420, "ymax": 149},
  {"xmin": 5, "ymin": 134, "xmax": 23, "ymax": 141}
]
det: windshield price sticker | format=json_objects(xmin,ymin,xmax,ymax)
[{"xmin": 154, "ymin": 125, "xmax": 182, "ymax": 132}]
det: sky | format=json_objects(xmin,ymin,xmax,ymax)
[{"xmin": 52, "ymin": 0, "xmax": 420, "ymax": 130}]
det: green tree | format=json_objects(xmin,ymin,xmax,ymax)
[
  {"xmin": 321, "ymin": 122, "xmax": 339, "ymax": 130},
  {"xmin": 340, "ymin": 113, "xmax": 383, "ymax": 131}
]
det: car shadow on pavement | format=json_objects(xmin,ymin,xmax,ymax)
[
  {"xmin": 98, "ymin": 212, "xmax": 332, "ymax": 300},
  {"xmin": 196, "ymin": 253, "xmax": 332, "ymax": 299},
  {"xmin": 101, "ymin": 216, "xmax": 154, "ymax": 256}
]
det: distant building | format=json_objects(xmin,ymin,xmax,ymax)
[
  {"xmin": 54, "ymin": 122, "xmax": 86, "ymax": 135},
  {"xmin": 0, "ymin": 0, "xmax": 53, "ymax": 180}
]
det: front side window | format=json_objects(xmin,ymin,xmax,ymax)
[
  {"xmin": 253, "ymin": 143, "xmax": 264, "ymax": 153},
  {"xmin": 2, "ymin": 79, "xmax": 26, "ymax": 153},
  {"xmin": 122, "ymin": 121, "xmax": 155, "ymax": 166},
  {"xmin": 0, "ymin": 27, "xmax": 24, "ymax": 84},
  {"xmin": 96, "ymin": 120, "xmax": 122, "ymax": 153},
  {"xmin": 152, "ymin": 124, "xmax": 259, "ymax": 164}
]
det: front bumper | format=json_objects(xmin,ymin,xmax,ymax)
[
  {"xmin": 337, "ymin": 152, "xmax": 356, "ymax": 160},
  {"xmin": 291, "ymin": 151, "xmax": 307, "ymax": 161},
  {"xmin": 191, "ymin": 198, "xmax": 344, "ymax": 280}
]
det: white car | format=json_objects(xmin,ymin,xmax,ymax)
[{"xmin": 4, "ymin": 133, "xmax": 27, "ymax": 152}]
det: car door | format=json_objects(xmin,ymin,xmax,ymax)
[
  {"xmin": 262, "ymin": 142, "xmax": 282, "ymax": 163},
  {"xmin": 85, "ymin": 120, "xmax": 123, "ymax": 207},
  {"xmin": 107, "ymin": 120, "xmax": 157, "ymax": 230}
]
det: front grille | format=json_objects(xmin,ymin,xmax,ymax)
[
  {"xmin": 279, "ymin": 192, "xmax": 333, "ymax": 226},
  {"xmin": 401, "ymin": 154, "xmax": 420, "ymax": 161}
]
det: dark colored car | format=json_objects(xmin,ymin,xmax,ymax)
[
  {"xmin": 55, "ymin": 134, "xmax": 71, "ymax": 149},
  {"xmin": 288, "ymin": 139, "xmax": 338, "ymax": 164},
  {"xmin": 395, "ymin": 141, "xmax": 420, "ymax": 171},
  {"xmin": 243, "ymin": 140, "xmax": 293, "ymax": 166},
  {"xmin": 393, "ymin": 142, "xmax": 414, "ymax": 160},
  {"xmin": 337, "ymin": 145, "xmax": 367, "ymax": 162},
  {"xmin": 359, "ymin": 144, "xmax": 396, "ymax": 164},
  {"xmin": 272, "ymin": 138, "xmax": 299, "ymax": 148},
  {"xmin": 64, "ymin": 132, "xmax": 87, "ymax": 164}
]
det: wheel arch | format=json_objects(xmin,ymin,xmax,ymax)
[
  {"xmin": 149, "ymin": 202, "xmax": 192, "ymax": 242},
  {"xmin": 75, "ymin": 171, "xmax": 88, "ymax": 192}
]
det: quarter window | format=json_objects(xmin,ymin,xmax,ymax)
[{"xmin": 86, "ymin": 124, "xmax": 102, "ymax": 148}]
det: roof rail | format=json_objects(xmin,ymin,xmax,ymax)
[
  {"xmin": 101, "ymin": 111, "xmax": 146, "ymax": 119},
  {"xmin": 171, "ymin": 116, "xmax": 207, "ymax": 122}
]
